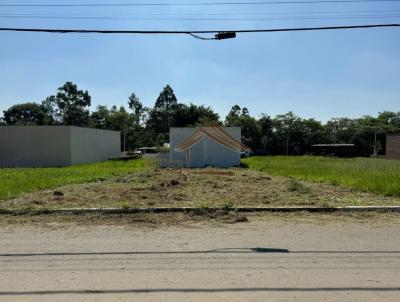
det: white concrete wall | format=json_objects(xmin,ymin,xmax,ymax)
[
  {"xmin": 0, "ymin": 126, "xmax": 71, "ymax": 167},
  {"xmin": 0, "ymin": 126, "xmax": 121, "ymax": 168},
  {"xmin": 169, "ymin": 127, "xmax": 241, "ymax": 168},
  {"xmin": 70, "ymin": 127, "xmax": 121, "ymax": 165}
]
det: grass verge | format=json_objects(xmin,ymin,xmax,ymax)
[
  {"xmin": 0, "ymin": 158, "xmax": 147, "ymax": 200},
  {"xmin": 243, "ymin": 156, "xmax": 400, "ymax": 197}
]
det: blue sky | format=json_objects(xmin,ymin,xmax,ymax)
[{"xmin": 0, "ymin": 1, "xmax": 399, "ymax": 121}]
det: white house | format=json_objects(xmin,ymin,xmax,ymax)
[{"xmin": 167, "ymin": 126, "xmax": 249, "ymax": 168}]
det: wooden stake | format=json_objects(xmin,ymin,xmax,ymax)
[{"xmin": 188, "ymin": 147, "xmax": 191, "ymax": 180}]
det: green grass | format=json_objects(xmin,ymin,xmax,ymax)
[
  {"xmin": 243, "ymin": 156, "xmax": 400, "ymax": 197},
  {"xmin": 0, "ymin": 159, "xmax": 147, "ymax": 201}
]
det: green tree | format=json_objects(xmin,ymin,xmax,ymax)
[
  {"xmin": 128, "ymin": 93, "xmax": 147, "ymax": 125},
  {"xmin": 377, "ymin": 111, "xmax": 400, "ymax": 130},
  {"xmin": 106, "ymin": 106, "xmax": 130, "ymax": 131},
  {"xmin": 258, "ymin": 114, "xmax": 275, "ymax": 153},
  {"xmin": 272, "ymin": 112, "xmax": 303, "ymax": 155},
  {"xmin": 46, "ymin": 82, "xmax": 92, "ymax": 126},
  {"xmin": 324, "ymin": 118, "xmax": 358, "ymax": 144},
  {"xmin": 154, "ymin": 84, "xmax": 178, "ymax": 111},
  {"xmin": 154, "ymin": 84, "xmax": 177, "ymax": 129},
  {"xmin": 225, "ymin": 104, "xmax": 242, "ymax": 126},
  {"xmin": 301, "ymin": 118, "xmax": 325, "ymax": 153},
  {"xmin": 90, "ymin": 105, "xmax": 110, "ymax": 129},
  {"xmin": 147, "ymin": 85, "xmax": 179, "ymax": 142},
  {"xmin": 173, "ymin": 103, "xmax": 220, "ymax": 127},
  {"xmin": 225, "ymin": 105, "xmax": 261, "ymax": 149},
  {"xmin": 108, "ymin": 106, "xmax": 133, "ymax": 151},
  {"xmin": 90, "ymin": 104, "xmax": 148, "ymax": 150},
  {"xmin": 3, "ymin": 102, "xmax": 52, "ymax": 125}
]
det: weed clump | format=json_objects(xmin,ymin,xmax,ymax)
[
  {"xmin": 240, "ymin": 162, "xmax": 249, "ymax": 169},
  {"xmin": 230, "ymin": 212, "xmax": 248, "ymax": 223},
  {"xmin": 286, "ymin": 179, "xmax": 310, "ymax": 193},
  {"xmin": 189, "ymin": 206, "xmax": 247, "ymax": 224},
  {"xmin": 170, "ymin": 179, "xmax": 180, "ymax": 186},
  {"xmin": 223, "ymin": 201, "xmax": 235, "ymax": 211},
  {"xmin": 53, "ymin": 191, "xmax": 64, "ymax": 197}
]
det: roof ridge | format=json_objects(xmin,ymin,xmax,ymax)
[{"xmin": 175, "ymin": 126, "xmax": 250, "ymax": 152}]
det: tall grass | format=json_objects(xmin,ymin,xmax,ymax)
[
  {"xmin": 243, "ymin": 156, "xmax": 400, "ymax": 197},
  {"xmin": 0, "ymin": 159, "xmax": 147, "ymax": 200}
]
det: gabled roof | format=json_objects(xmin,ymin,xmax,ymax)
[{"xmin": 175, "ymin": 126, "xmax": 251, "ymax": 153}]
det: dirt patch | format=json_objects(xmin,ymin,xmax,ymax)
[
  {"xmin": 1, "ymin": 211, "xmax": 399, "ymax": 227},
  {"xmin": 2, "ymin": 168, "xmax": 400, "ymax": 211},
  {"xmin": 0, "ymin": 210, "xmax": 250, "ymax": 227},
  {"xmin": 192, "ymin": 168, "xmax": 235, "ymax": 176}
]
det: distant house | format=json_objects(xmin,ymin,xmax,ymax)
[
  {"xmin": 0, "ymin": 126, "xmax": 121, "ymax": 168},
  {"xmin": 386, "ymin": 134, "xmax": 400, "ymax": 160},
  {"xmin": 167, "ymin": 126, "xmax": 250, "ymax": 168}
]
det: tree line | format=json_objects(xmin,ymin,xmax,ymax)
[{"xmin": 1, "ymin": 81, "xmax": 399, "ymax": 156}]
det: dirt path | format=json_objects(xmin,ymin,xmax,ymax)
[{"xmin": 1, "ymin": 221, "xmax": 400, "ymax": 301}]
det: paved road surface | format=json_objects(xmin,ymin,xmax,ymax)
[{"xmin": 1, "ymin": 221, "xmax": 400, "ymax": 301}]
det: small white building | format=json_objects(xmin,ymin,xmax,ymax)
[
  {"xmin": 167, "ymin": 126, "xmax": 249, "ymax": 168},
  {"xmin": 0, "ymin": 126, "xmax": 121, "ymax": 168}
]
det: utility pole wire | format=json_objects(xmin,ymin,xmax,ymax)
[
  {"xmin": 1, "ymin": 15, "xmax": 400, "ymax": 21},
  {"xmin": 1, "ymin": 9, "xmax": 400, "ymax": 15},
  {"xmin": 0, "ymin": 24, "xmax": 399, "ymax": 39},
  {"xmin": 1, "ymin": 0, "xmax": 400, "ymax": 6}
]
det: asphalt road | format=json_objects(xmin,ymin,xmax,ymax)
[{"xmin": 1, "ymin": 221, "xmax": 400, "ymax": 301}]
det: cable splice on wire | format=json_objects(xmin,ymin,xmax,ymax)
[
  {"xmin": 184, "ymin": 32, "xmax": 237, "ymax": 39},
  {"xmin": 0, "ymin": 24, "xmax": 399, "ymax": 40},
  {"xmin": 188, "ymin": 33, "xmax": 217, "ymax": 40}
]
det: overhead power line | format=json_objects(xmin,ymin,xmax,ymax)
[
  {"xmin": 1, "ymin": 0, "xmax": 400, "ymax": 7},
  {"xmin": 1, "ymin": 14, "xmax": 400, "ymax": 21},
  {"xmin": 2, "ymin": 9, "xmax": 400, "ymax": 16},
  {"xmin": 0, "ymin": 24, "xmax": 399, "ymax": 40}
]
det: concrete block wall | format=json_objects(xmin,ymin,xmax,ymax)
[
  {"xmin": 386, "ymin": 134, "xmax": 400, "ymax": 160},
  {"xmin": 0, "ymin": 126, "xmax": 121, "ymax": 168},
  {"xmin": 0, "ymin": 126, "xmax": 71, "ymax": 167},
  {"xmin": 70, "ymin": 127, "xmax": 121, "ymax": 165}
]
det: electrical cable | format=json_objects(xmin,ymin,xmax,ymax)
[
  {"xmin": 1, "ymin": 0, "xmax": 400, "ymax": 7},
  {"xmin": 0, "ymin": 23, "xmax": 398, "ymax": 40},
  {"xmin": 2, "ymin": 9, "xmax": 400, "ymax": 16},
  {"xmin": 1, "ymin": 14, "xmax": 399, "ymax": 21}
]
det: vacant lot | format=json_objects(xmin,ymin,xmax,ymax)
[
  {"xmin": 3, "ymin": 166, "xmax": 400, "ymax": 211},
  {"xmin": 243, "ymin": 156, "xmax": 400, "ymax": 197},
  {"xmin": 2, "ymin": 157, "xmax": 400, "ymax": 212},
  {"xmin": 0, "ymin": 159, "xmax": 147, "ymax": 200}
]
